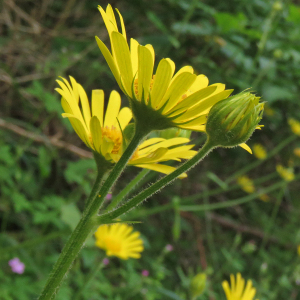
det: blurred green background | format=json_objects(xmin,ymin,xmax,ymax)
[{"xmin": 1, "ymin": 0, "xmax": 300, "ymax": 299}]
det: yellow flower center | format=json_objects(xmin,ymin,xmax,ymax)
[
  {"xmin": 102, "ymin": 126, "xmax": 123, "ymax": 154},
  {"xmin": 104, "ymin": 237, "xmax": 122, "ymax": 254},
  {"xmin": 134, "ymin": 75, "xmax": 155, "ymax": 99}
]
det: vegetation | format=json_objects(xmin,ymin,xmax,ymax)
[{"xmin": 1, "ymin": 0, "xmax": 300, "ymax": 299}]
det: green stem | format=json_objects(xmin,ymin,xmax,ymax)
[
  {"xmin": 98, "ymin": 139, "xmax": 214, "ymax": 223},
  {"xmin": 38, "ymin": 129, "xmax": 145, "ymax": 300},
  {"xmin": 106, "ymin": 169, "xmax": 150, "ymax": 211},
  {"xmin": 259, "ymin": 185, "xmax": 286, "ymax": 251},
  {"xmin": 129, "ymin": 177, "xmax": 287, "ymax": 218},
  {"xmin": 180, "ymin": 179, "xmax": 287, "ymax": 212},
  {"xmin": 74, "ymin": 257, "xmax": 106, "ymax": 300},
  {"xmin": 225, "ymin": 135, "xmax": 296, "ymax": 184}
]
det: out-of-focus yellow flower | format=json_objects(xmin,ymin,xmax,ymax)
[
  {"xmin": 258, "ymin": 193, "xmax": 270, "ymax": 202},
  {"xmin": 253, "ymin": 144, "xmax": 267, "ymax": 160},
  {"xmin": 222, "ymin": 273, "xmax": 258, "ymax": 300},
  {"xmin": 237, "ymin": 176, "xmax": 255, "ymax": 194},
  {"xmin": 297, "ymin": 245, "xmax": 300, "ymax": 256},
  {"xmin": 96, "ymin": 4, "xmax": 232, "ymax": 132},
  {"xmin": 288, "ymin": 118, "xmax": 300, "ymax": 136},
  {"xmin": 56, "ymin": 77, "xmax": 196, "ymax": 177},
  {"xmin": 95, "ymin": 223, "xmax": 143, "ymax": 259},
  {"xmin": 294, "ymin": 148, "xmax": 300, "ymax": 158},
  {"xmin": 276, "ymin": 164, "xmax": 295, "ymax": 182}
]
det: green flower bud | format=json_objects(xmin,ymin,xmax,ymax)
[
  {"xmin": 190, "ymin": 273, "xmax": 206, "ymax": 299},
  {"xmin": 206, "ymin": 91, "xmax": 264, "ymax": 148}
]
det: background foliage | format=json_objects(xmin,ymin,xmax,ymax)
[{"xmin": 1, "ymin": 0, "xmax": 300, "ymax": 299}]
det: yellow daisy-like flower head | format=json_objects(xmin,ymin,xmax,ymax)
[
  {"xmin": 222, "ymin": 273, "xmax": 258, "ymax": 300},
  {"xmin": 237, "ymin": 176, "xmax": 255, "ymax": 194},
  {"xmin": 288, "ymin": 118, "xmax": 300, "ymax": 136},
  {"xmin": 56, "ymin": 77, "xmax": 196, "ymax": 177},
  {"xmin": 96, "ymin": 4, "xmax": 233, "ymax": 133},
  {"xmin": 56, "ymin": 76, "xmax": 132, "ymax": 164},
  {"xmin": 276, "ymin": 164, "xmax": 295, "ymax": 182},
  {"xmin": 95, "ymin": 223, "xmax": 143, "ymax": 259},
  {"xmin": 253, "ymin": 144, "xmax": 267, "ymax": 160}
]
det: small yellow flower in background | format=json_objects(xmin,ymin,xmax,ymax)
[
  {"xmin": 237, "ymin": 176, "xmax": 255, "ymax": 194},
  {"xmin": 276, "ymin": 164, "xmax": 295, "ymax": 182},
  {"xmin": 95, "ymin": 223, "xmax": 143, "ymax": 259},
  {"xmin": 222, "ymin": 273, "xmax": 258, "ymax": 300},
  {"xmin": 294, "ymin": 148, "xmax": 300, "ymax": 158},
  {"xmin": 56, "ymin": 77, "xmax": 196, "ymax": 177},
  {"xmin": 258, "ymin": 193, "xmax": 270, "ymax": 202},
  {"xmin": 288, "ymin": 118, "xmax": 300, "ymax": 136},
  {"xmin": 297, "ymin": 245, "xmax": 300, "ymax": 256},
  {"xmin": 96, "ymin": 4, "xmax": 233, "ymax": 132},
  {"xmin": 253, "ymin": 144, "xmax": 267, "ymax": 160}
]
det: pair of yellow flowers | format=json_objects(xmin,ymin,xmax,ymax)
[
  {"xmin": 56, "ymin": 4, "xmax": 252, "ymax": 177},
  {"xmin": 96, "ymin": 223, "xmax": 258, "ymax": 300}
]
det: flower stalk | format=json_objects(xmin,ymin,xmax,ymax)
[{"xmin": 38, "ymin": 127, "xmax": 146, "ymax": 300}]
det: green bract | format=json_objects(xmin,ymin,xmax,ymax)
[{"xmin": 206, "ymin": 91, "xmax": 264, "ymax": 148}]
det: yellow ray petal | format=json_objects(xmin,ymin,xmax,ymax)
[
  {"xmin": 175, "ymin": 89, "xmax": 233, "ymax": 122},
  {"xmin": 106, "ymin": 4, "xmax": 118, "ymax": 32},
  {"xmin": 95, "ymin": 37, "xmax": 122, "ymax": 89},
  {"xmin": 138, "ymin": 138, "xmax": 189, "ymax": 156},
  {"xmin": 138, "ymin": 45, "xmax": 154, "ymax": 103},
  {"xmin": 145, "ymin": 44, "xmax": 155, "ymax": 66},
  {"xmin": 239, "ymin": 143, "xmax": 252, "ymax": 154},
  {"xmin": 116, "ymin": 8, "xmax": 127, "ymax": 40},
  {"xmin": 168, "ymin": 85, "xmax": 218, "ymax": 117},
  {"xmin": 90, "ymin": 116, "xmax": 102, "ymax": 153},
  {"xmin": 92, "ymin": 90, "xmax": 104, "ymax": 127},
  {"xmin": 151, "ymin": 59, "xmax": 174, "ymax": 109},
  {"xmin": 62, "ymin": 114, "xmax": 91, "ymax": 148},
  {"xmin": 104, "ymin": 90, "xmax": 121, "ymax": 128},
  {"xmin": 111, "ymin": 31, "xmax": 133, "ymax": 97},
  {"xmin": 130, "ymin": 38, "xmax": 139, "ymax": 76},
  {"xmin": 77, "ymin": 83, "xmax": 91, "ymax": 127},
  {"xmin": 131, "ymin": 148, "xmax": 168, "ymax": 164},
  {"xmin": 138, "ymin": 138, "xmax": 165, "ymax": 150},
  {"xmin": 188, "ymin": 74, "xmax": 209, "ymax": 94},
  {"xmin": 98, "ymin": 5, "xmax": 118, "ymax": 40},
  {"xmin": 115, "ymin": 107, "xmax": 132, "ymax": 130},
  {"xmin": 134, "ymin": 163, "xmax": 187, "ymax": 178},
  {"xmin": 160, "ymin": 72, "xmax": 197, "ymax": 112},
  {"xmin": 170, "ymin": 65, "xmax": 194, "ymax": 85}
]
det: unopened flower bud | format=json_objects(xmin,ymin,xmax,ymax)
[
  {"xmin": 190, "ymin": 273, "xmax": 206, "ymax": 299},
  {"xmin": 206, "ymin": 91, "xmax": 264, "ymax": 148}
]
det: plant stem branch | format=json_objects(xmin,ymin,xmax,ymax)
[
  {"xmin": 98, "ymin": 139, "xmax": 214, "ymax": 223},
  {"xmin": 38, "ymin": 128, "xmax": 145, "ymax": 300}
]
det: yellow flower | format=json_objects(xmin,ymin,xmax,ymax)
[
  {"xmin": 237, "ymin": 176, "xmax": 255, "ymax": 194},
  {"xmin": 95, "ymin": 223, "xmax": 143, "ymax": 259},
  {"xmin": 222, "ymin": 273, "xmax": 258, "ymax": 300},
  {"xmin": 288, "ymin": 118, "xmax": 300, "ymax": 136},
  {"xmin": 56, "ymin": 77, "xmax": 196, "ymax": 177},
  {"xmin": 253, "ymin": 144, "xmax": 267, "ymax": 160},
  {"xmin": 258, "ymin": 193, "xmax": 270, "ymax": 202},
  {"xmin": 276, "ymin": 164, "xmax": 295, "ymax": 181},
  {"xmin": 297, "ymin": 245, "xmax": 300, "ymax": 256},
  {"xmin": 294, "ymin": 148, "xmax": 300, "ymax": 158},
  {"xmin": 96, "ymin": 4, "xmax": 233, "ymax": 132}
]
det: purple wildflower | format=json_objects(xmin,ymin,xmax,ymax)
[{"xmin": 8, "ymin": 258, "xmax": 25, "ymax": 274}]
